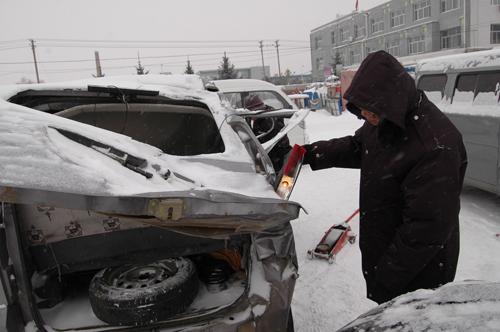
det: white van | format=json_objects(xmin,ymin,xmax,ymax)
[
  {"xmin": 415, "ymin": 48, "xmax": 500, "ymax": 194},
  {"xmin": 212, "ymin": 79, "xmax": 310, "ymax": 146}
]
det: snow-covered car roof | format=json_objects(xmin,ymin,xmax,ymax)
[
  {"xmin": 1, "ymin": 75, "xmax": 304, "ymax": 236},
  {"xmin": 0, "ymin": 75, "xmax": 273, "ymax": 197},
  {"xmin": 415, "ymin": 48, "xmax": 500, "ymax": 73}
]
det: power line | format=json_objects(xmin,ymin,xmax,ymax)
[
  {"xmin": 0, "ymin": 46, "xmax": 310, "ymax": 66},
  {"xmin": 0, "ymin": 38, "xmax": 311, "ymax": 82}
]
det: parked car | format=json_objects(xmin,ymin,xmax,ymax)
[
  {"xmin": 0, "ymin": 74, "xmax": 306, "ymax": 331},
  {"xmin": 415, "ymin": 48, "xmax": 500, "ymax": 195},
  {"xmin": 211, "ymin": 79, "xmax": 310, "ymax": 146},
  {"xmin": 336, "ymin": 280, "xmax": 500, "ymax": 331}
]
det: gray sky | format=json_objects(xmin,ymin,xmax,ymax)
[{"xmin": 0, "ymin": 0, "xmax": 388, "ymax": 85}]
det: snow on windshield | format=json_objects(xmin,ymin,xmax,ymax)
[{"xmin": 0, "ymin": 75, "xmax": 278, "ymax": 199}]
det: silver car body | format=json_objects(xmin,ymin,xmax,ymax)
[{"xmin": 0, "ymin": 75, "xmax": 303, "ymax": 331}]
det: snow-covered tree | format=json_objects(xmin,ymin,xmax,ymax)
[
  {"xmin": 330, "ymin": 52, "xmax": 344, "ymax": 76},
  {"xmin": 217, "ymin": 52, "xmax": 237, "ymax": 80},
  {"xmin": 136, "ymin": 52, "xmax": 149, "ymax": 75},
  {"xmin": 184, "ymin": 60, "xmax": 194, "ymax": 74}
]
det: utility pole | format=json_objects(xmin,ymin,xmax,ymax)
[
  {"xmin": 29, "ymin": 39, "xmax": 40, "ymax": 83},
  {"xmin": 275, "ymin": 40, "xmax": 282, "ymax": 85},
  {"xmin": 259, "ymin": 41, "xmax": 266, "ymax": 81},
  {"xmin": 94, "ymin": 51, "xmax": 103, "ymax": 77}
]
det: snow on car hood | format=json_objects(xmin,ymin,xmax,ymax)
[
  {"xmin": 0, "ymin": 75, "xmax": 279, "ymax": 199},
  {"xmin": 338, "ymin": 280, "xmax": 500, "ymax": 331}
]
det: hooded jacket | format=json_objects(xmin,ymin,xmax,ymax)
[{"xmin": 306, "ymin": 51, "xmax": 467, "ymax": 303}]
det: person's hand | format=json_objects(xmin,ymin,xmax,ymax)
[{"xmin": 302, "ymin": 144, "xmax": 314, "ymax": 165}]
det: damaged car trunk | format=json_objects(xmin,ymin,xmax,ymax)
[{"xmin": 0, "ymin": 75, "xmax": 305, "ymax": 331}]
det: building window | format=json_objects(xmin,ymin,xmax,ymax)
[
  {"xmin": 315, "ymin": 36, "xmax": 323, "ymax": 50},
  {"xmin": 441, "ymin": 27, "xmax": 462, "ymax": 49},
  {"xmin": 386, "ymin": 40, "xmax": 400, "ymax": 56},
  {"xmin": 354, "ymin": 25, "xmax": 365, "ymax": 38},
  {"xmin": 340, "ymin": 28, "xmax": 349, "ymax": 42},
  {"xmin": 492, "ymin": 0, "xmax": 500, "ymax": 4},
  {"xmin": 372, "ymin": 17, "xmax": 384, "ymax": 33},
  {"xmin": 316, "ymin": 57, "xmax": 324, "ymax": 70},
  {"xmin": 441, "ymin": 0, "xmax": 459, "ymax": 12},
  {"xmin": 391, "ymin": 8, "xmax": 405, "ymax": 28},
  {"xmin": 366, "ymin": 46, "xmax": 379, "ymax": 55},
  {"xmin": 414, "ymin": 0, "xmax": 431, "ymax": 21},
  {"xmin": 331, "ymin": 31, "xmax": 336, "ymax": 44},
  {"xmin": 350, "ymin": 50, "xmax": 362, "ymax": 64},
  {"xmin": 492, "ymin": 24, "xmax": 500, "ymax": 44},
  {"xmin": 409, "ymin": 35, "xmax": 425, "ymax": 54}
]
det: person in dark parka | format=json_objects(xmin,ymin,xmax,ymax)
[{"xmin": 302, "ymin": 51, "xmax": 467, "ymax": 304}]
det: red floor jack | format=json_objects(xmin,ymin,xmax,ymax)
[{"xmin": 307, "ymin": 209, "xmax": 359, "ymax": 264}]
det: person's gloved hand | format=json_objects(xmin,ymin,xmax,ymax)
[{"xmin": 301, "ymin": 144, "xmax": 314, "ymax": 165}]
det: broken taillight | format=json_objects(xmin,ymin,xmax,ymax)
[{"xmin": 274, "ymin": 145, "xmax": 306, "ymax": 200}]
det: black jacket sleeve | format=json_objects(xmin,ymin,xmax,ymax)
[{"xmin": 306, "ymin": 126, "xmax": 364, "ymax": 170}]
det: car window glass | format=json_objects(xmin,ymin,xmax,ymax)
[
  {"xmin": 255, "ymin": 91, "xmax": 288, "ymax": 110},
  {"xmin": 417, "ymin": 74, "xmax": 447, "ymax": 103},
  {"xmin": 57, "ymin": 103, "xmax": 225, "ymax": 156},
  {"xmin": 453, "ymin": 74, "xmax": 477, "ymax": 104},
  {"xmin": 473, "ymin": 72, "xmax": 500, "ymax": 105},
  {"xmin": 223, "ymin": 92, "xmax": 243, "ymax": 108}
]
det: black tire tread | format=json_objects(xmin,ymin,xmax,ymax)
[{"xmin": 89, "ymin": 257, "xmax": 199, "ymax": 326}]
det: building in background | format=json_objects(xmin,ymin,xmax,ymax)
[
  {"xmin": 197, "ymin": 66, "xmax": 270, "ymax": 81},
  {"xmin": 310, "ymin": 0, "xmax": 500, "ymax": 81}
]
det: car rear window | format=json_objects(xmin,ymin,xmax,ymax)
[{"xmin": 56, "ymin": 103, "xmax": 224, "ymax": 156}]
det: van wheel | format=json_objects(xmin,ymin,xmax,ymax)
[{"xmin": 89, "ymin": 257, "xmax": 199, "ymax": 326}]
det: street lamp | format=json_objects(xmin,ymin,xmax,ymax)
[{"xmin": 301, "ymin": 65, "xmax": 304, "ymax": 83}]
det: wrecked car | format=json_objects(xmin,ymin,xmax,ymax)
[{"xmin": 0, "ymin": 74, "xmax": 308, "ymax": 331}]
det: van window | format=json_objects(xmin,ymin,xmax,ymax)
[
  {"xmin": 417, "ymin": 74, "xmax": 447, "ymax": 102},
  {"xmin": 474, "ymin": 72, "xmax": 500, "ymax": 105},
  {"xmin": 453, "ymin": 72, "xmax": 500, "ymax": 105},
  {"xmin": 453, "ymin": 74, "xmax": 477, "ymax": 103}
]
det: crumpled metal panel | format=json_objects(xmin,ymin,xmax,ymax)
[
  {"xmin": 1, "ymin": 186, "xmax": 302, "ymax": 239},
  {"xmin": 251, "ymin": 222, "xmax": 297, "ymax": 262}
]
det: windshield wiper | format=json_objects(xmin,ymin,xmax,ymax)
[{"xmin": 52, "ymin": 127, "xmax": 153, "ymax": 179}]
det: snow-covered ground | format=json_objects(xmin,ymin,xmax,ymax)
[{"xmin": 290, "ymin": 110, "xmax": 500, "ymax": 331}]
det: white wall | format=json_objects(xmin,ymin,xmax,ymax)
[{"xmin": 470, "ymin": 0, "xmax": 500, "ymax": 48}]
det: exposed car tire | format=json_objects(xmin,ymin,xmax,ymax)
[{"xmin": 89, "ymin": 257, "xmax": 199, "ymax": 326}]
